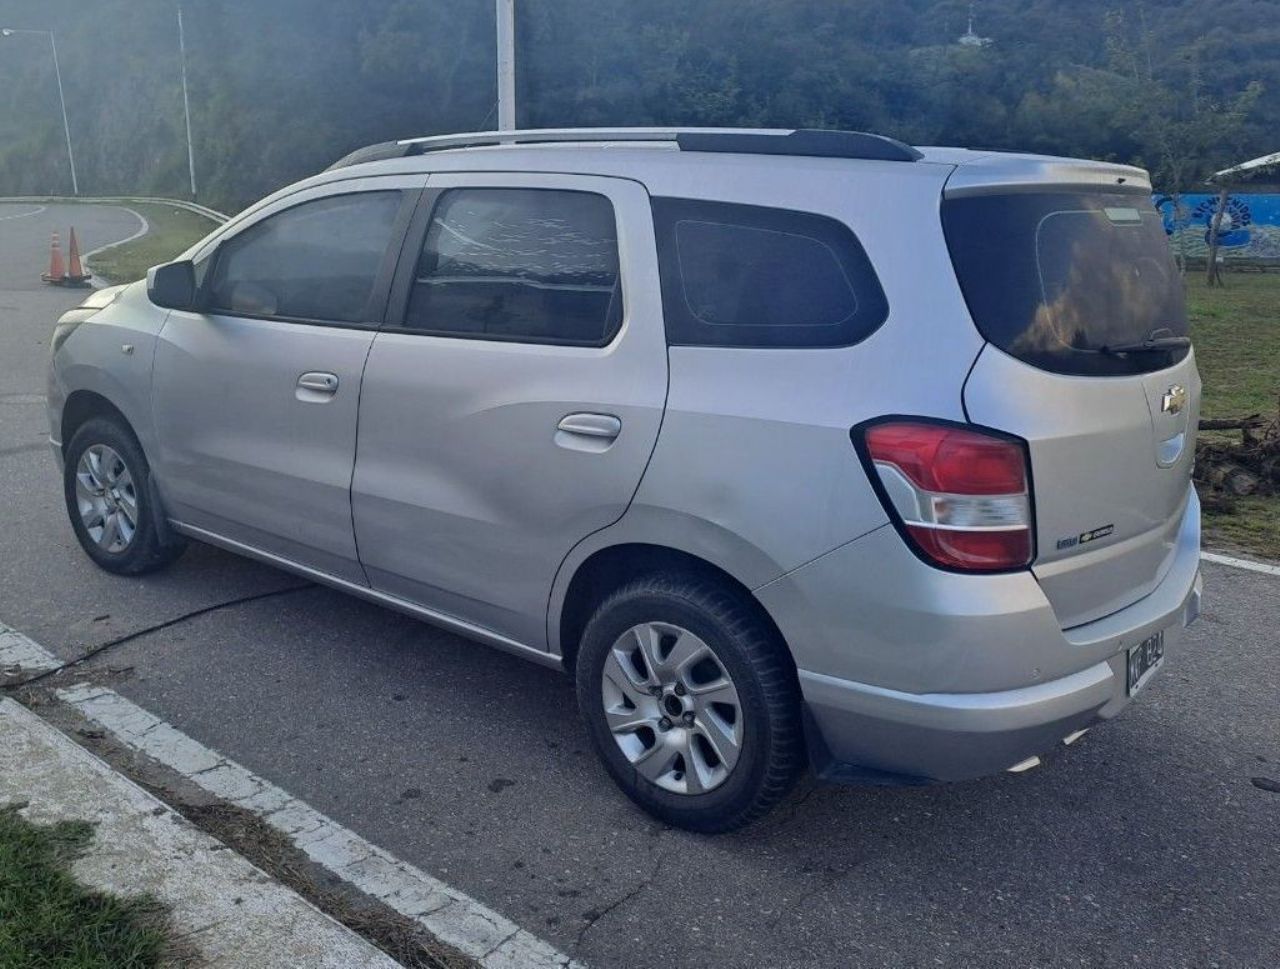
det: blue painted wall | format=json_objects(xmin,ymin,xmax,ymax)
[{"xmin": 1154, "ymin": 193, "xmax": 1280, "ymax": 262}]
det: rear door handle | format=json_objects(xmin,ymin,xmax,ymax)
[
  {"xmin": 296, "ymin": 371, "xmax": 339, "ymax": 401},
  {"xmin": 556, "ymin": 413, "xmax": 622, "ymax": 450},
  {"xmin": 558, "ymin": 413, "xmax": 621, "ymax": 439}
]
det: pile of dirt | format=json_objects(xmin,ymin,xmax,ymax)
[{"xmin": 1195, "ymin": 406, "xmax": 1280, "ymax": 512}]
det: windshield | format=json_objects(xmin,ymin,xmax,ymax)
[{"xmin": 943, "ymin": 191, "xmax": 1189, "ymax": 376}]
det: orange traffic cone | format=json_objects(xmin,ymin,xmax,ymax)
[
  {"xmin": 41, "ymin": 232, "xmax": 66, "ymax": 284},
  {"xmin": 65, "ymin": 227, "xmax": 91, "ymax": 286}
]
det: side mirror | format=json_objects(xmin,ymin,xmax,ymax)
[{"xmin": 146, "ymin": 260, "xmax": 197, "ymax": 311}]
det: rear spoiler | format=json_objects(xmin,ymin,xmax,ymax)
[{"xmin": 944, "ymin": 155, "xmax": 1151, "ymax": 198}]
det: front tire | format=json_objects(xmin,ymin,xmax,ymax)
[
  {"xmin": 64, "ymin": 417, "xmax": 185, "ymax": 575},
  {"xmin": 576, "ymin": 572, "xmax": 805, "ymax": 833}
]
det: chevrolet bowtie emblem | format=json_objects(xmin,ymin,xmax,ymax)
[{"xmin": 1162, "ymin": 384, "xmax": 1187, "ymax": 415}]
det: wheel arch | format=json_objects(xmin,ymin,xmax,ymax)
[
  {"xmin": 552, "ymin": 533, "xmax": 793, "ymax": 677},
  {"xmin": 61, "ymin": 390, "xmax": 134, "ymax": 454}
]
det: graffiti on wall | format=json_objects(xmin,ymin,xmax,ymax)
[{"xmin": 1154, "ymin": 193, "xmax": 1280, "ymax": 262}]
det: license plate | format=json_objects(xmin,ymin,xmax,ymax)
[{"xmin": 1126, "ymin": 631, "xmax": 1165, "ymax": 695}]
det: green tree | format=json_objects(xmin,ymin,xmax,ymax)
[
  {"xmin": 1103, "ymin": 8, "xmax": 1262, "ymax": 280},
  {"xmin": 0, "ymin": 0, "xmax": 1276, "ymax": 211}
]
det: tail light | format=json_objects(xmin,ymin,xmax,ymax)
[{"xmin": 854, "ymin": 419, "xmax": 1034, "ymax": 572}]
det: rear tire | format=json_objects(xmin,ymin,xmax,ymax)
[
  {"xmin": 576, "ymin": 572, "xmax": 805, "ymax": 833},
  {"xmin": 64, "ymin": 417, "xmax": 186, "ymax": 575}
]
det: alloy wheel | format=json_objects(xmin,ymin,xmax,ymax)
[
  {"xmin": 75, "ymin": 444, "xmax": 138, "ymax": 554},
  {"xmin": 601, "ymin": 621, "xmax": 743, "ymax": 795}
]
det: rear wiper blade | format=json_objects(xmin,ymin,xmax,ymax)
[{"xmin": 1099, "ymin": 335, "xmax": 1191, "ymax": 355}]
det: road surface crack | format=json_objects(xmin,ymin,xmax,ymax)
[
  {"xmin": 1, "ymin": 583, "xmax": 313, "ymax": 691},
  {"xmin": 481, "ymin": 927, "xmax": 521, "ymax": 957},
  {"xmin": 574, "ymin": 836, "xmax": 670, "ymax": 951}
]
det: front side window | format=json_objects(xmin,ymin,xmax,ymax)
[
  {"xmin": 208, "ymin": 191, "xmax": 403, "ymax": 324},
  {"xmin": 404, "ymin": 188, "xmax": 623, "ymax": 345},
  {"xmin": 652, "ymin": 198, "xmax": 889, "ymax": 348}
]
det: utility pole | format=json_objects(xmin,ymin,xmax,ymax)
[
  {"xmin": 496, "ymin": 0, "xmax": 516, "ymax": 131},
  {"xmin": 177, "ymin": 5, "xmax": 197, "ymax": 198}
]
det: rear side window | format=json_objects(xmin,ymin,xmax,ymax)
[
  {"xmin": 209, "ymin": 191, "xmax": 403, "ymax": 324},
  {"xmin": 404, "ymin": 188, "xmax": 622, "ymax": 346},
  {"xmin": 942, "ymin": 192, "xmax": 1189, "ymax": 376},
  {"xmin": 652, "ymin": 198, "xmax": 888, "ymax": 348}
]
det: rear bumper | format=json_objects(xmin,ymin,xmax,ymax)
[{"xmin": 760, "ymin": 490, "xmax": 1202, "ymax": 784}]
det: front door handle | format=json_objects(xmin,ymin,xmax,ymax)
[
  {"xmin": 296, "ymin": 371, "xmax": 339, "ymax": 401},
  {"xmin": 556, "ymin": 413, "xmax": 622, "ymax": 451}
]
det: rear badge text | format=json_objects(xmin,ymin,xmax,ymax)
[{"xmin": 1056, "ymin": 524, "xmax": 1115, "ymax": 551}]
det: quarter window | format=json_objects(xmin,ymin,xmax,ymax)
[
  {"xmin": 404, "ymin": 188, "xmax": 623, "ymax": 345},
  {"xmin": 208, "ymin": 191, "xmax": 403, "ymax": 324},
  {"xmin": 652, "ymin": 198, "xmax": 888, "ymax": 348}
]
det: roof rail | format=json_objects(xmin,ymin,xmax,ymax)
[
  {"xmin": 327, "ymin": 127, "xmax": 922, "ymax": 170},
  {"xmin": 676, "ymin": 129, "xmax": 922, "ymax": 162},
  {"xmin": 324, "ymin": 140, "xmax": 416, "ymax": 171}
]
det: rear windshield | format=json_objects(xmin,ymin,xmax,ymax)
[{"xmin": 942, "ymin": 192, "xmax": 1189, "ymax": 376}]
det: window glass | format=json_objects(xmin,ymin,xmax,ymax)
[
  {"xmin": 405, "ymin": 188, "xmax": 622, "ymax": 345},
  {"xmin": 652, "ymin": 198, "xmax": 888, "ymax": 348},
  {"xmin": 209, "ymin": 191, "xmax": 402, "ymax": 323},
  {"xmin": 675, "ymin": 221, "xmax": 858, "ymax": 327},
  {"xmin": 942, "ymin": 192, "xmax": 1188, "ymax": 376}
]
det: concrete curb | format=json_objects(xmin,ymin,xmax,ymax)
[
  {"xmin": 0, "ymin": 696, "xmax": 400, "ymax": 969},
  {"xmin": 79, "ymin": 206, "xmax": 152, "ymax": 289},
  {"xmin": 60, "ymin": 684, "xmax": 581, "ymax": 969},
  {"xmin": 3, "ymin": 620, "xmax": 581, "ymax": 967}
]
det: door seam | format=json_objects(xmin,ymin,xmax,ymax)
[{"xmin": 347, "ymin": 335, "xmax": 377, "ymax": 588}]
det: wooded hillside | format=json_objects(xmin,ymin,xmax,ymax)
[{"xmin": 0, "ymin": 0, "xmax": 1274, "ymax": 211}]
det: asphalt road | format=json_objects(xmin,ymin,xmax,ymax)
[{"xmin": 1, "ymin": 201, "xmax": 1278, "ymax": 968}]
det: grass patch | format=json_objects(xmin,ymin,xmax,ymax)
[
  {"xmin": 1186, "ymin": 273, "xmax": 1280, "ymax": 420},
  {"xmin": 1201, "ymin": 496, "xmax": 1280, "ymax": 559},
  {"xmin": 0, "ymin": 802, "xmax": 171, "ymax": 968},
  {"xmin": 85, "ymin": 202, "xmax": 219, "ymax": 285},
  {"xmin": 1187, "ymin": 272, "xmax": 1280, "ymax": 560}
]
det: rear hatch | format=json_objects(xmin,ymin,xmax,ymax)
[{"xmin": 943, "ymin": 166, "xmax": 1199, "ymax": 628}]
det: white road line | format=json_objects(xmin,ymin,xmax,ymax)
[
  {"xmin": 57, "ymin": 684, "xmax": 581, "ymax": 969},
  {"xmin": 0, "ymin": 204, "xmax": 46, "ymax": 221},
  {"xmin": 1202, "ymin": 551, "xmax": 1280, "ymax": 577},
  {"xmin": 79, "ymin": 205, "xmax": 150, "ymax": 260},
  {"xmin": 0, "ymin": 621, "xmax": 61, "ymax": 677},
  {"xmin": 81, "ymin": 206, "xmax": 152, "ymax": 290}
]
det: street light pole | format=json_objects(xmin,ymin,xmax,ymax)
[
  {"xmin": 47, "ymin": 32, "xmax": 78, "ymax": 195},
  {"xmin": 177, "ymin": 5, "xmax": 197, "ymax": 198},
  {"xmin": 1, "ymin": 27, "xmax": 78, "ymax": 195},
  {"xmin": 495, "ymin": 0, "xmax": 516, "ymax": 131}
]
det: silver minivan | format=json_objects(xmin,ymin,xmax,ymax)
[{"xmin": 48, "ymin": 128, "xmax": 1203, "ymax": 832}]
